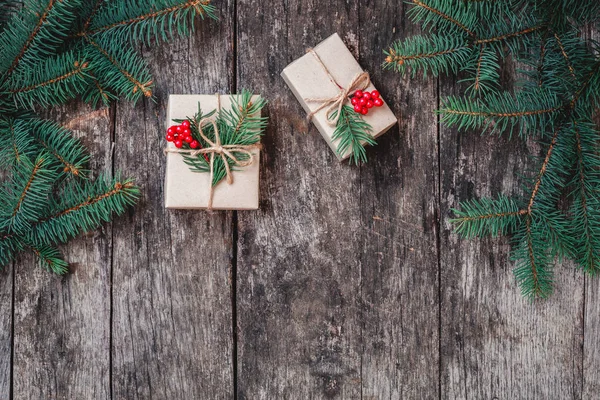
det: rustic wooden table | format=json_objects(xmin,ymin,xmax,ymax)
[{"xmin": 1, "ymin": 1, "xmax": 599, "ymax": 399}]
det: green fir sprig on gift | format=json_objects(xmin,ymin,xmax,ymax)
[
  {"xmin": 170, "ymin": 90, "xmax": 267, "ymax": 187},
  {"xmin": 330, "ymin": 89, "xmax": 384, "ymax": 164},
  {"xmin": 0, "ymin": 1, "xmax": 217, "ymax": 273},
  {"xmin": 384, "ymin": 0, "xmax": 600, "ymax": 298},
  {"xmin": 331, "ymin": 105, "xmax": 377, "ymax": 164}
]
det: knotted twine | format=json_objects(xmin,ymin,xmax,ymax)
[
  {"xmin": 165, "ymin": 93, "xmax": 261, "ymax": 210},
  {"xmin": 305, "ymin": 48, "xmax": 371, "ymax": 126}
]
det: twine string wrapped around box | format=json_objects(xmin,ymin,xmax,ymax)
[
  {"xmin": 165, "ymin": 93, "xmax": 261, "ymax": 210},
  {"xmin": 305, "ymin": 48, "xmax": 371, "ymax": 126}
]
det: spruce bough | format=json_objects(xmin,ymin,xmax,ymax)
[
  {"xmin": 0, "ymin": 0, "xmax": 216, "ymax": 273},
  {"xmin": 385, "ymin": 0, "xmax": 600, "ymax": 298}
]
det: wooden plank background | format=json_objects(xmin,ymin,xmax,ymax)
[{"xmin": 2, "ymin": 2, "xmax": 598, "ymax": 399}]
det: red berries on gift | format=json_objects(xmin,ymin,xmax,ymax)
[
  {"xmin": 166, "ymin": 120, "xmax": 210, "ymax": 163},
  {"xmin": 350, "ymin": 89, "xmax": 384, "ymax": 115},
  {"xmin": 166, "ymin": 120, "xmax": 195, "ymax": 145}
]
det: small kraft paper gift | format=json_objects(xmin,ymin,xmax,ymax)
[
  {"xmin": 164, "ymin": 90, "xmax": 267, "ymax": 210},
  {"xmin": 281, "ymin": 33, "xmax": 398, "ymax": 164}
]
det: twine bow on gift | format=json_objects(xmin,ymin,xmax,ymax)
[
  {"xmin": 305, "ymin": 48, "xmax": 371, "ymax": 126},
  {"xmin": 165, "ymin": 94, "xmax": 260, "ymax": 210}
]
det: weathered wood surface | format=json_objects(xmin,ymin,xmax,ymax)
[
  {"xmin": 582, "ymin": 23, "xmax": 600, "ymax": 400},
  {"xmin": 11, "ymin": 104, "xmax": 113, "ymax": 400},
  {"xmin": 110, "ymin": 1, "xmax": 236, "ymax": 399},
  {"xmin": 439, "ymin": 74, "xmax": 585, "ymax": 398},
  {"xmin": 2, "ymin": 2, "xmax": 600, "ymax": 399}
]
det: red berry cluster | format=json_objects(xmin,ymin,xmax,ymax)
[
  {"xmin": 166, "ymin": 119, "xmax": 200, "ymax": 149},
  {"xmin": 350, "ymin": 90, "xmax": 384, "ymax": 115}
]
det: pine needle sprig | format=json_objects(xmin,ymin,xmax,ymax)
[
  {"xmin": 439, "ymin": 89, "xmax": 563, "ymax": 137},
  {"xmin": 450, "ymin": 196, "xmax": 525, "ymax": 239},
  {"xmin": 28, "ymin": 175, "xmax": 139, "ymax": 245},
  {"xmin": 0, "ymin": 117, "xmax": 36, "ymax": 168},
  {"xmin": 0, "ymin": 1, "xmax": 214, "ymax": 273},
  {"xmin": 23, "ymin": 118, "xmax": 90, "ymax": 178},
  {"xmin": 330, "ymin": 105, "xmax": 376, "ymax": 165},
  {"xmin": 4, "ymin": 51, "xmax": 91, "ymax": 109},
  {"xmin": 384, "ymin": 34, "xmax": 471, "ymax": 78},
  {"xmin": 27, "ymin": 242, "xmax": 68, "ymax": 274},
  {"xmin": 84, "ymin": 34, "xmax": 154, "ymax": 101},
  {"xmin": 0, "ymin": 0, "xmax": 81, "ymax": 77},
  {"xmin": 512, "ymin": 217, "xmax": 555, "ymax": 299},
  {"xmin": 0, "ymin": 154, "xmax": 55, "ymax": 234},
  {"xmin": 80, "ymin": 0, "xmax": 216, "ymax": 44},
  {"xmin": 180, "ymin": 90, "xmax": 267, "ymax": 187}
]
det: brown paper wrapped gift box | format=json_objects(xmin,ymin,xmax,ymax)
[
  {"xmin": 164, "ymin": 94, "xmax": 261, "ymax": 210},
  {"xmin": 281, "ymin": 33, "xmax": 398, "ymax": 160}
]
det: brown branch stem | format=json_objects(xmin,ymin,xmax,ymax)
[
  {"xmin": 5, "ymin": 0, "xmax": 57, "ymax": 77},
  {"xmin": 75, "ymin": 0, "xmax": 211, "ymax": 37},
  {"xmin": 413, "ymin": 0, "xmax": 475, "ymax": 37},
  {"xmin": 12, "ymin": 157, "xmax": 45, "ymax": 217}
]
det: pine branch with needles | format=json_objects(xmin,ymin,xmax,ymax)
[
  {"xmin": 0, "ymin": 1, "xmax": 217, "ymax": 273},
  {"xmin": 385, "ymin": 0, "xmax": 600, "ymax": 298}
]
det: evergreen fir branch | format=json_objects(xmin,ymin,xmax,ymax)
[
  {"xmin": 408, "ymin": 0, "xmax": 476, "ymax": 37},
  {"xmin": 451, "ymin": 196, "xmax": 525, "ymax": 238},
  {"xmin": 525, "ymin": 128, "xmax": 560, "ymax": 212},
  {"xmin": 568, "ymin": 121, "xmax": 600, "ymax": 273},
  {"xmin": 28, "ymin": 242, "xmax": 68, "ymax": 274},
  {"xmin": 384, "ymin": 34, "xmax": 471, "ymax": 78},
  {"xmin": 439, "ymin": 89, "xmax": 563, "ymax": 137},
  {"xmin": 461, "ymin": 43, "xmax": 500, "ymax": 96},
  {"xmin": 79, "ymin": 0, "xmax": 216, "ymax": 44},
  {"xmin": 473, "ymin": 24, "xmax": 542, "ymax": 52},
  {"xmin": 220, "ymin": 91, "xmax": 268, "ymax": 144},
  {"xmin": 0, "ymin": 117, "xmax": 36, "ymax": 168},
  {"xmin": 28, "ymin": 175, "xmax": 139, "ymax": 244},
  {"xmin": 512, "ymin": 217, "xmax": 554, "ymax": 299},
  {"xmin": 23, "ymin": 118, "xmax": 90, "ymax": 177},
  {"xmin": 81, "ymin": 71, "xmax": 117, "ymax": 108},
  {"xmin": 0, "ymin": 155, "xmax": 56, "ymax": 234},
  {"xmin": 5, "ymin": 51, "xmax": 91, "ymax": 109},
  {"xmin": 0, "ymin": 234, "xmax": 22, "ymax": 268},
  {"xmin": 330, "ymin": 105, "xmax": 376, "ymax": 165},
  {"xmin": 84, "ymin": 34, "xmax": 154, "ymax": 101},
  {"xmin": 0, "ymin": 0, "xmax": 81, "ymax": 77},
  {"xmin": 553, "ymin": 33, "xmax": 576, "ymax": 80},
  {"xmin": 387, "ymin": 0, "xmax": 600, "ymax": 298},
  {"xmin": 80, "ymin": 0, "xmax": 107, "ymax": 33}
]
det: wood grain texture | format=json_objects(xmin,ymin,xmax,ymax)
[
  {"xmin": 4, "ymin": 3, "xmax": 600, "ymax": 400},
  {"xmin": 358, "ymin": 2, "xmax": 439, "ymax": 399},
  {"xmin": 236, "ymin": 1, "xmax": 439, "ymax": 398},
  {"xmin": 110, "ymin": 2, "xmax": 236, "ymax": 399},
  {"xmin": 12, "ymin": 103, "xmax": 114, "ymax": 400},
  {"xmin": 582, "ymin": 23, "xmax": 600, "ymax": 400},
  {"xmin": 439, "ymin": 70, "xmax": 585, "ymax": 398},
  {"xmin": 235, "ymin": 1, "xmax": 364, "ymax": 398},
  {"xmin": 0, "ymin": 265, "xmax": 12, "ymax": 398}
]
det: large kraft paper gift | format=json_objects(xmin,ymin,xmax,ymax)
[
  {"xmin": 164, "ymin": 94, "xmax": 261, "ymax": 210},
  {"xmin": 281, "ymin": 33, "xmax": 398, "ymax": 160}
]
